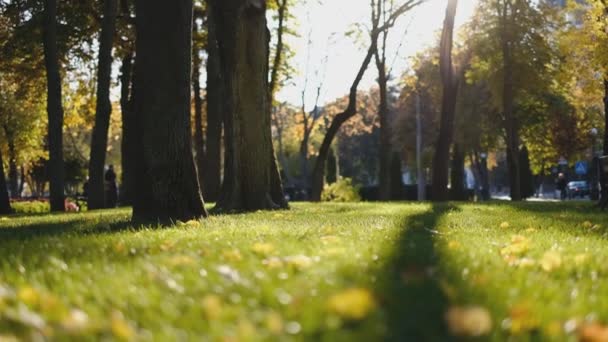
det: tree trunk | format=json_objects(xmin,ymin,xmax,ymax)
[
  {"xmin": 212, "ymin": 0, "xmax": 282, "ymax": 211},
  {"xmin": 326, "ymin": 147, "xmax": 338, "ymax": 184},
  {"xmin": 4, "ymin": 127, "xmax": 19, "ymax": 198},
  {"xmin": 501, "ymin": 0, "xmax": 521, "ymax": 201},
  {"xmin": 309, "ymin": 0, "xmax": 418, "ymax": 201},
  {"xmin": 299, "ymin": 127, "xmax": 310, "ymax": 185},
  {"xmin": 0, "ymin": 149, "xmax": 13, "ymax": 215},
  {"xmin": 204, "ymin": 1, "xmax": 223, "ymax": 202},
  {"xmin": 390, "ymin": 151, "xmax": 403, "ymax": 199},
  {"xmin": 88, "ymin": 0, "xmax": 118, "ymax": 210},
  {"xmin": 375, "ymin": 48, "xmax": 392, "ymax": 201},
  {"xmin": 603, "ymin": 79, "xmax": 608, "ymax": 155},
  {"xmin": 132, "ymin": 0, "xmax": 207, "ymax": 223},
  {"xmin": 431, "ymin": 0, "xmax": 458, "ymax": 202},
  {"xmin": 42, "ymin": 0, "xmax": 65, "ymax": 212},
  {"xmin": 18, "ymin": 165, "xmax": 25, "ymax": 196},
  {"xmin": 192, "ymin": 18, "xmax": 206, "ymax": 194},
  {"xmin": 119, "ymin": 50, "xmax": 135, "ymax": 205},
  {"xmin": 310, "ymin": 42, "xmax": 377, "ymax": 201},
  {"xmin": 450, "ymin": 143, "xmax": 465, "ymax": 200}
]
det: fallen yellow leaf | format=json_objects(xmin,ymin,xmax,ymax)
[
  {"xmin": 540, "ymin": 251, "xmax": 562, "ymax": 272},
  {"xmin": 327, "ymin": 288, "xmax": 376, "ymax": 320},
  {"xmin": 445, "ymin": 306, "xmax": 492, "ymax": 337}
]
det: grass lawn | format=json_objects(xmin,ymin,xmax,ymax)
[{"xmin": 0, "ymin": 201, "xmax": 607, "ymax": 341}]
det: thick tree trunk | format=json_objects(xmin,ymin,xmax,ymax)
[
  {"xmin": 0, "ymin": 149, "xmax": 13, "ymax": 215},
  {"xmin": 119, "ymin": 50, "xmax": 134, "ymax": 205},
  {"xmin": 192, "ymin": 18, "xmax": 206, "ymax": 194},
  {"xmin": 501, "ymin": 1, "xmax": 521, "ymax": 201},
  {"xmin": 389, "ymin": 151, "xmax": 404, "ymax": 199},
  {"xmin": 204, "ymin": 2, "xmax": 222, "ymax": 202},
  {"xmin": 213, "ymin": 0, "xmax": 282, "ymax": 211},
  {"xmin": 4, "ymin": 128, "xmax": 19, "ymax": 198},
  {"xmin": 603, "ymin": 79, "xmax": 608, "ymax": 156},
  {"xmin": 42, "ymin": 0, "xmax": 65, "ymax": 212},
  {"xmin": 326, "ymin": 147, "xmax": 338, "ymax": 184},
  {"xmin": 132, "ymin": 0, "xmax": 207, "ymax": 222},
  {"xmin": 450, "ymin": 143, "xmax": 465, "ymax": 200},
  {"xmin": 88, "ymin": 0, "xmax": 118, "ymax": 210},
  {"xmin": 431, "ymin": 0, "xmax": 458, "ymax": 202}
]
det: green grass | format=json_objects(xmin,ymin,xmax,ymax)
[{"xmin": 0, "ymin": 201, "xmax": 606, "ymax": 341}]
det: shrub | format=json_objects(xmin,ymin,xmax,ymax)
[
  {"xmin": 12, "ymin": 200, "xmax": 50, "ymax": 214},
  {"xmin": 321, "ymin": 178, "xmax": 361, "ymax": 202}
]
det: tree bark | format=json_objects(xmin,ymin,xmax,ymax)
[
  {"xmin": 0, "ymin": 148, "xmax": 13, "ymax": 215},
  {"xmin": 449, "ymin": 143, "xmax": 465, "ymax": 200},
  {"xmin": 3, "ymin": 126, "xmax": 19, "ymax": 198},
  {"xmin": 204, "ymin": 0, "xmax": 223, "ymax": 202},
  {"xmin": 375, "ymin": 49, "xmax": 391, "ymax": 201},
  {"xmin": 132, "ymin": 0, "xmax": 207, "ymax": 223},
  {"xmin": 603, "ymin": 79, "xmax": 608, "ymax": 155},
  {"xmin": 431, "ymin": 0, "xmax": 458, "ymax": 202},
  {"xmin": 42, "ymin": 0, "xmax": 65, "ymax": 212},
  {"xmin": 501, "ymin": 1, "xmax": 521, "ymax": 201},
  {"xmin": 88, "ymin": 0, "xmax": 118, "ymax": 210},
  {"xmin": 119, "ymin": 49, "xmax": 134, "ymax": 205},
  {"xmin": 212, "ymin": 0, "xmax": 282, "ymax": 211},
  {"xmin": 192, "ymin": 17, "xmax": 206, "ymax": 194}
]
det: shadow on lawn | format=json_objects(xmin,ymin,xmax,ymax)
[
  {"xmin": 0, "ymin": 216, "xmax": 135, "ymax": 242},
  {"xmin": 377, "ymin": 203, "xmax": 456, "ymax": 341}
]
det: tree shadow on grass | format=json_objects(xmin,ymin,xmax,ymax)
[
  {"xmin": 0, "ymin": 216, "xmax": 139, "ymax": 242},
  {"xmin": 376, "ymin": 203, "xmax": 457, "ymax": 341}
]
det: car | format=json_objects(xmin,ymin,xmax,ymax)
[{"xmin": 567, "ymin": 181, "xmax": 590, "ymax": 199}]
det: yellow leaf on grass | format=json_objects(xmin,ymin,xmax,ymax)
[
  {"xmin": 579, "ymin": 322, "xmax": 608, "ymax": 342},
  {"xmin": 448, "ymin": 241, "xmax": 461, "ymax": 250},
  {"xmin": 508, "ymin": 302, "xmax": 539, "ymax": 334},
  {"xmin": 252, "ymin": 243, "xmax": 275, "ymax": 256},
  {"xmin": 500, "ymin": 222, "xmax": 510, "ymax": 229},
  {"xmin": 168, "ymin": 255, "xmax": 195, "ymax": 267},
  {"xmin": 583, "ymin": 221, "xmax": 594, "ymax": 229},
  {"xmin": 575, "ymin": 254, "xmax": 589, "ymax": 266},
  {"xmin": 202, "ymin": 295, "xmax": 223, "ymax": 320},
  {"xmin": 18, "ymin": 286, "xmax": 40, "ymax": 307},
  {"xmin": 263, "ymin": 257, "xmax": 284, "ymax": 269},
  {"xmin": 286, "ymin": 255, "xmax": 312, "ymax": 270},
  {"xmin": 222, "ymin": 249, "xmax": 242, "ymax": 262},
  {"xmin": 265, "ymin": 311, "xmax": 284, "ymax": 334},
  {"xmin": 540, "ymin": 251, "xmax": 562, "ymax": 272},
  {"xmin": 327, "ymin": 288, "xmax": 376, "ymax": 320},
  {"xmin": 320, "ymin": 235, "xmax": 340, "ymax": 244},
  {"xmin": 445, "ymin": 306, "xmax": 492, "ymax": 337},
  {"xmin": 61, "ymin": 309, "xmax": 90, "ymax": 334},
  {"xmin": 110, "ymin": 311, "xmax": 135, "ymax": 340},
  {"xmin": 500, "ymin": 236, "xmax": 530, "ymax": 257}
]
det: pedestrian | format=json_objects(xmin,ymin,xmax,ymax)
[{"xmin": 104, "ymin": 165, "xmax": 118, "ymax": 208}]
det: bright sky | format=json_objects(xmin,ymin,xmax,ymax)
[{"xmin": 275, "ymin": 0, "xmax": 479, "ymax": 110}]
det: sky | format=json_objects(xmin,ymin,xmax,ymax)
[{"xmin": 275, "ymin": 0, "xmax": 479, "ymax": 110}]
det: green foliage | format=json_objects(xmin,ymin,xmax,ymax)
[
  {"xmin": 321, "ymin": 177, "xmax": 361, "ymax": 202},
  {"xmin": 11, "ymin": 200, "xmax": 49, "ymax": 214}
]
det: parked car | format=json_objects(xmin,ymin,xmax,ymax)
[{"xmin": 567, "ymin": 181, "xmax": 590, "ymax": 199}]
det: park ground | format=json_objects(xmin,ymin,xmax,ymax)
[{"xmin": 0, "ymin": 201, "xmax": 607, "ymax": 341}]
